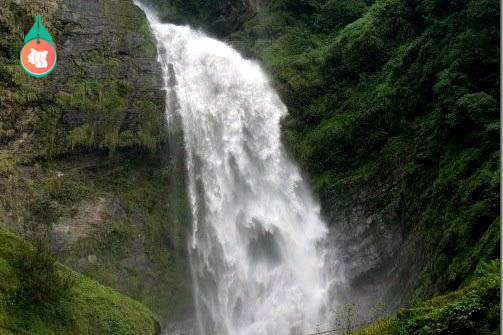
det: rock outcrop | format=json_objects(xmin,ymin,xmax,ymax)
[
  {"xmin": 51, "ymin": 0, "xmax": 165, "ymax": 153},
  {"xmin": 324, "ymin": 182, "xmax": 425, "ymax": 318},
  {"xmin": 0, "ymin": 0, "xmax": 193, "ymax": 327}
]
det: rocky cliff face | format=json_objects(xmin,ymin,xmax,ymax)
[
  {"xmin": 52, "ymin": 0, "xmax": 164, "ymax": 143},
  {"xmin": 0, "ymin": 0, "xmax": 193, "ymax": 327},
  {"xmin": 323, "ymin": 180, "xmax": 425, "ymax": 318},
  {"xmin": 145, "ymin": 0, "xmax": 268, "ymax": 37},
  {"xmin": 51, "ymin": 0, "xmax": 166, "ymax": 154},
  {"xmin": 144, "ymin": 2, "xmax": 499, "ymax": 328},
  {"xmin": 140, "ymin": 0, "xmax": 421, "ymax": 317}
]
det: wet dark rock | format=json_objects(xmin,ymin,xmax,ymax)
[
  {"xmin": 52, "ymin": 0, "xmax": 165, "ymax": 134},
  {"xmin": 164, "ymin": 318, "xmax": 196, "ymax": 335},
  {"xmin": 324, "ymin": 180, "xmax": 425, "ymax": 318}
]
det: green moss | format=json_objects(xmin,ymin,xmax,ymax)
[
  {"xmin": 354, "ymin": 261, "xmax": 500, "ymax": 335},
  {"xmin": 154, "ymin": 0, "xmax": 499, "ymax": 329},
  {"xmin": 72, "ymin": 274, "xmax": 159, "ymax": 335},
  {"xmin": 0, "ymin": 228, "xmax": 160, "ymax": 335},
  {"xmin": 1, "ymin": 0, "xmax": 190, "ymax": 329},
  {"xmin": 68, "ymin": 123, "xmax": 95, "ymax": 150},
  {"xmin": 20, "ymin": 151, "xmax": 192, "ymax": 322},
  {"xmin": 1, "ymin": 0, "xmax": 167, "ymax": 158},
  {"xmin": 52, "ymin": 77, "xmax": 165, "ymax": 155},
  {"xmin": 188, "ymin": 0, "xmax": 500, "ymax": 302},
  {"xmin": 0, "ymin": 146, "xmax": 192, "ymax": 323},
  {"xmin": 83, "ymin": 153, "xmax": 192, "ymax": 320}
]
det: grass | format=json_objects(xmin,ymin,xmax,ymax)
[
  {"xmin": 352, "ymin": 319, "xmax": 394, "ymax": 335},
  {"xmin": 0, "ymin": 227, "xmax": 160, "ymax": 335},
  {"xmin": 0, "ymin": 145, "xmax": 193, "ymax": 324}
]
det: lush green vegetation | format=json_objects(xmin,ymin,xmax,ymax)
[
  {"xmin": 176, "ymin": 0, "xmax": 500, "ymax": 296},
  {"xmin": 0, "ymin": 227, "xmax": 160, "ymax": 335},
  {"xmin": 57, "ymin": 152, "xmax": 193, "ymax": 321},
  {"xmin": 0, "ymin": 148, "xmax": 193, "ymax": 325},
  {"xmin": 0, "ymin": 1, "xmax": 166, "ymax": 158},
  {"xmin": 0, "ymin": 0, "xmax": 193, "ymax": 328},
  {"xmin": 353, "ymin": 261, "xmax": 500, "ymax": 335},
  {"xmin": 148, "ymin": 0, "xmax": 500, "ymax": 331},
  {"xmin": 0, "ymin": 0, "xmax": 499, "ymax": 332},
  {"xmin": 252, "ymin": 0, "xmax": 499, "ymax": 300}
]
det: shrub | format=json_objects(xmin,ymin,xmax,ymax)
[{"xmin": 8, "ymin": 195, "xmax": 74, "ymax": 325}]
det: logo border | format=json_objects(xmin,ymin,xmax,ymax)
[{"xmin": 20, "ymin": 41, "xmax": 57, "ymax": 78}]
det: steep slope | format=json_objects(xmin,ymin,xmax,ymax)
[
  {"xmin": 143, "ymin": 0, "xmax": 500, "ymax": 328},
  {"xmin": 0, "ymin": 227, "xmax": 160, "ymax": 335},
  {"xmin": 238, "ymin": 0, "xmax": 500, "ymax": 302},
  {"xmin": 0, "ymin": 0, "xmax": 193, "ymax": 326}
]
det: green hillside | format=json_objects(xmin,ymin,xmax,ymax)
[
  {"xmin": 244, "ymin": 0, "xmax": 500, "ymax": 298},
  {"xmin": 0, "ymin": 228, "xmax": 160, "ymax": 335}
]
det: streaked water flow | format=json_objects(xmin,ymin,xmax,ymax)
[{"xmin": 136, "ymin": 3, "xmax": 336, "ymax": 334}]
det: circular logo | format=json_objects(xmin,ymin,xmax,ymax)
[{"xmin": 20, "ymin": 39, "xmax": 57, "ymax": 77}]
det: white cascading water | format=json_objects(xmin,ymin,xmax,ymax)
[{"xmin": 136, "ymin": 3, "xmax": 336, "ymax": 334}]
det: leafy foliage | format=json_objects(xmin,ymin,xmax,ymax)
[
  {"xmin": 151, "ymin": 0, "xmax": 500, "ymax": 329},
  {"xmin": 353, "ymin": 261, "xmax": 500, "ymax": 335},
  {"xmin": 8, "ymin": 242, "xmax": 74, "ymax": 326},
  {"xmin": 199, "ymin": 0, "xmax": 500, "ymax": 299},
  {"xmin": 399, "ymin": 261, "xmax": 499, "ymax": 335}
]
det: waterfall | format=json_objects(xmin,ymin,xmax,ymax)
[{"xmin": 136, "ymin": 3, "xmax": 336, "ymax": 334}]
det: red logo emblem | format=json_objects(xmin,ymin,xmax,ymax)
[{"xmin": 20, "ymin": 16, "xmax": 57, "ymax": 77}]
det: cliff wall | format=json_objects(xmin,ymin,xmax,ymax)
[{"xmin": 0, "ymin": 0, "xmax": 193, "ymax": 326}]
